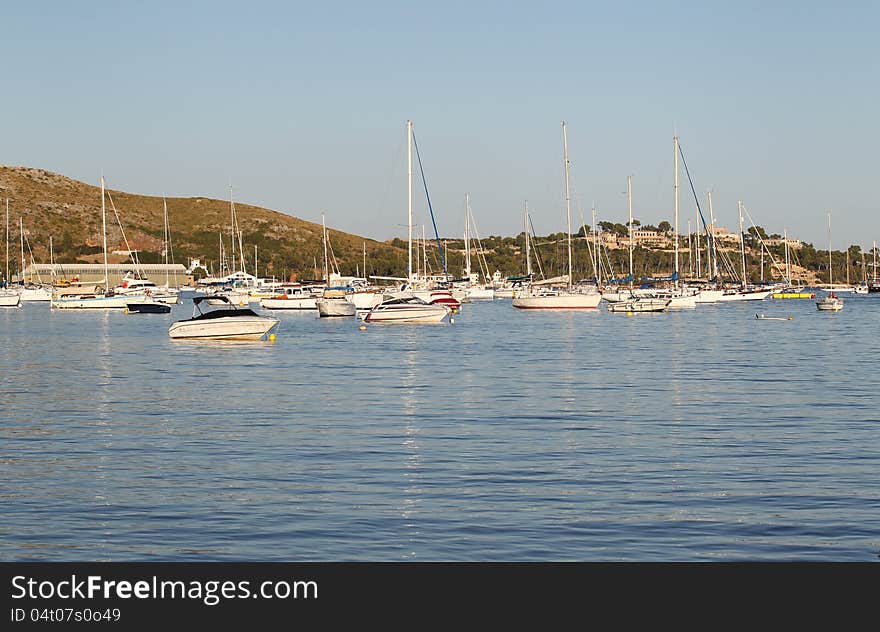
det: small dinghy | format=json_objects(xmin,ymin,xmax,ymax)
[{"xmin": 755, "ymin": 313, "xmax": 793, "ymax": 321}]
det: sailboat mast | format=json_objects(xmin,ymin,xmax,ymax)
[
  {"xmin": 562, "ymin": 121, "xmax": 573, "ymax": 289},
  {"xmin": 322, "ymin": 213, "xmax": 328, "ymax": 285},
  {"xmin": 5, "ymin": 199, "xmax": 8, "ymax": 285},
  {"xmin": 407, "ymin": 120, "xmax": 413, "ymax": 283},
  {"xmin": 707, "ymin": 190, "xmax": 718, "ymax": 281},
  {"xmin": 163, "ymin": 197, "xmax": 169, "ymax": 286},
  {"xmin": 20, "ymin": 217, "xmax": 25, "ymax": 284},
  {"xmin": 827, "ymin": 211, "xmax": 833, "ymax": 287},
  {"xmin": 695, "ymin": 207, "xmax": 701, "ymax": 278},
  {"xmin": 525, "ymin": 201, "xmax": 532, "ymax": 278},
  {"xmin": 465, "ymin": 193, "xmax": 472, "ymax": 279},
  {"xmin": 101, "ymin": 176, "xmax": 108, "ymax": 292},
  {"xmin": 687, "ymin": 219, "xmax": 693, "ymax": 278},
  {"xmin": 49, "ymin": 236, "xmax": 54, "ymax": 279},
  {"xmin": 784, "ymin": 229, "xmax": 791, "ymax": 285},
  {"xmin": 229, "ymin": 183, "xmax": 236, "ymax": 273},
  {"xmin": 627, "ymin": 175, "xmax": 633, "ymax": 288},
  {"xmin": 738, "ymin": 201, "xmax": 747, "ymax": 288},
  {"xmin": 363, "ymin": 242, "xmax": 366, "ymax": 279},
  {"xmin": 673, "ymin": 134, "xmax": 680, "ymax": 284},
  {"xmin": 591, "ymin": 203, "xmax": 599, "ymax": 283}
]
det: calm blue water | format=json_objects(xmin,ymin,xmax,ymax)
[{"xmin": 1, "ymin": 295, "xmax": 879, "ymax": 560}]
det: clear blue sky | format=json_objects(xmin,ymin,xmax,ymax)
[{"xmin": 2, "ymin": 1, "xmax": 877, "ymax": 249}]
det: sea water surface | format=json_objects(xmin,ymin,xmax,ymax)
[{"xmin": 1, "ymin": 295, "xmax": 878, "ymax": 560}]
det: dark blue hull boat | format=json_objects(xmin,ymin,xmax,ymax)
[{"xmin": 126, "ymin": 301, "xmax": 171, "ymax": 314}]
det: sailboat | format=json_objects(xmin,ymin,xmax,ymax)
[
  {"xmin": 866, "ymin": 240, "xmax": 879, "ymax": 293},
  {"xmin": 365, "ymin": 121, "xmax": 450, "ymax": 323},
  {"xmin": 1, "ymin": 199, "xmax": 20, "ymax": 307},
  {"xmin": 716, "ymin": 201, "xmax": 773, "ymax": 302},
  {"xmin": 604, "ymin": 176, "xmax": 669, "ymax": 313},
  {"xmin": 817, "ymin": 212, "xmax": 844, "ymax": 311},
  {"xmin": 316, "ymin": 215, "xmax": 356, "ymax": 317},
  {"xmin": 512, "ymin": 121, "xmax": 601, "ymax": 310},
  {"xmin": 51, "ymin": 176, "xmax": 152, "ymax": 309},
  {"xmin": 458, "ymin": 194, "xmax": 495, "ymax": 300}
]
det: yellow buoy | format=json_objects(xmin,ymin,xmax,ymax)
[
  {"xmin": 359, "ymin": 325, "xmax": 367, "ymax": 331},
  {"xmin": 268, "ymin": 333, "xmax": 276, "ymax": 342}
]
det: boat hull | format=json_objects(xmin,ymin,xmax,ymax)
[
  {"xmin": 0, "ymin": 293, "xmax": 21, "ymax": 308},
  {"xmin": 18, "ymin": 287, "xmax": 53, "ymax": 302},
  {"xmin": 260, "ymin": 297, "xmax": 317, "ymax": 310},
  {"xmin": 316, "ymin": 299, "xmax": 357, "ymax": 317},
  {"xmin": 816, "ymin": 297, "xmax": 844, "ymax": 311},
  {"xmin": 168, "ymin": 315, "xmax": 280, "ymax": 340},
  {"xmin": 364, "ymin": 305, "xmax": 449, "ymax": 323},
  {"xmin": 50, "ymin": 294, "xmax": 151, "ymax": 309},
  {"xmin": 512, "ymin": 292, "xmax": 602, "ymax": 309}
]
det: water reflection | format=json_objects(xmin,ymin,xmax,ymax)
[{"xmin": 2, "ymin": 298, "xmax": 880, "ymax": 560}]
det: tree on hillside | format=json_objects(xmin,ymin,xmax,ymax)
[{"xmin": 657, "ymin": 221, "xmax": 672, "ymax": 233}]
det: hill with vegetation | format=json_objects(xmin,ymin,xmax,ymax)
[
  {"xmin": 0, "ymin": 165, "xmax": 870, "ymax": 285},
  {"xmin": 0, "ymin": 166, "xmax": 411, "ymax": 281}
]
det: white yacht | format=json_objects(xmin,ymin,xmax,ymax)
[
  {"xmin": 364, "ymin": 295, "xmax": 450, "ymax": 323},
  {"xmin": 316, "ymin": 288, "xmax": 357, "ymax": 317}
]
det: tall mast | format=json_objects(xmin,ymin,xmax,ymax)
[
  {"xmin": 464, "ymin": 193, "xmax": 472, "ymax": 279},
  {"xmin": 49, "ymin": 236, "xmax": 54, "ymax": 279},
  {"xmin": 322, "ymin": 213, "xmax": 328, "ymax": 285},
  {"xmin": 707, "ymin": 190, "xmax": 718, "ymax": 282},
  {"xmin": 687, "ymin": 219, "xmax": 693, "ymax": 278},
  {"xmin": 20, "ymin": 217, "xmax": 25, "ymax": 284},
  {"xmin": 695, "ymin": 207, "xmax": 701, "ymax": 277},
  {"xmin": 163, "ymin": 197, "xmax": 170, "ymax": 286},
  {"xmin": 591, "ymin": 203, "xmax": 599, "ymax": 283},
  {"xmin": 254, "ymin": 245, "xmax": 258, "ymax": 280},
  {"xmin": 525, "ymin": 201, "xmax": 532, "ymax": 278},
  {"xmin": 827, "ymin": 211, "xmax": 833, "ymax": 287},
  {"xmin": 627, "ymin": 175, "xmax": 634, "ymax": 288},
  {"xmin": 874, "ymin": 240, "xmax": 877, "ymax": 284},
  {"xmin": 406, "ymin": 120, "xmax": 413, "ymax": 283},
  {"xmin": 422, "ymin": 225, "xmax": 427, "ymax": 278},
  {"xmin": 101, "ymin": 176, "xmax": 109, "ymax": 292},
  {"xmin": 229, "ymin": 183, "xmax": 236, "ymax": 273},
  {"xmin": 738, "ymin": 200, "xmax": 747, "ymax": 288},
  {"xmin": 673, "ymin": 134, "xmax": 680, "ymax": 284},
  {"xmin": 4, "ymin": 199, "xmax": 8, "ymax": 285},
  {"xmin": 562, "ymin": 121, "xmax": 573, "ymax": 289}
]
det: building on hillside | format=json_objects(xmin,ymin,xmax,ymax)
[
  {"xmin": 764, "ymin": 237, "xmax": 803, "ymax": 249},
  {"xmin": 708, "ymin": 225, "xmax": 741, "ymax": 244},
  {"xmin": 22, "ymin": 263, "xmax": 187, "ymax": 285}
]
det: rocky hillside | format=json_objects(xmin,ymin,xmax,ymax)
[{"xmin": 0, "ymin": 166, "xmax": 408, "ymax": 281}]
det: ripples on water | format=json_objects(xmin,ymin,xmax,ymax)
[{"xmin": 1, "ymin": 297, "xmax": 878, "ymax": 560}]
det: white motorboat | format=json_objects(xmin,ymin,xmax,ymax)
[
  {"xmin": 364, "ymin": 295, "xmax": 450, "ymax": 323},
  {"xmin": 260, "ymin": 285, "xmax": 318, "ymax": 310},
  {"xmin": 168, "ymin": 296, "xmax": 280, "ymax": 340},
  {"xmin": 316, "ymin": 288, "xmax": 357, "ymax": 317}
]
